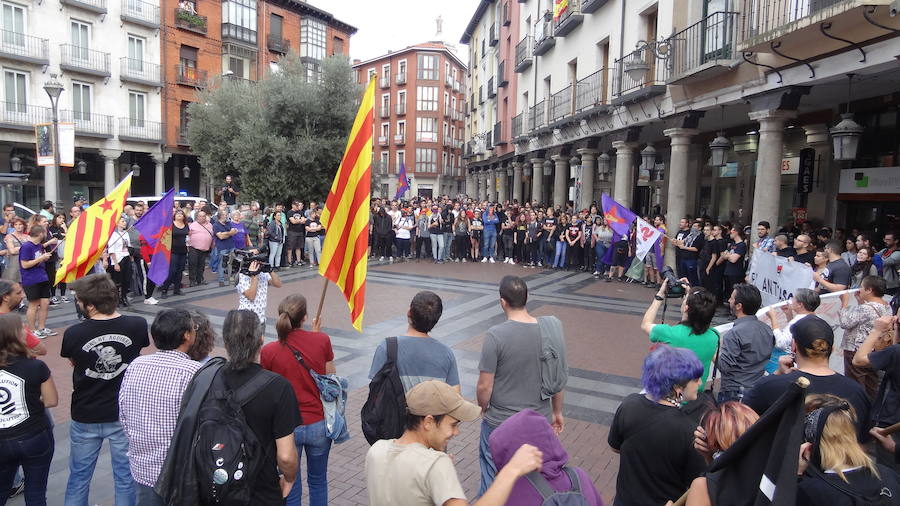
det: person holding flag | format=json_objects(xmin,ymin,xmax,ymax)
[
  {"xmin": 133, "ymin": 189, "xmax": 175, "ymax": 305},
  {"xmin": 395, "ymin": 162, "xmax": 409, "ymax": 201}
]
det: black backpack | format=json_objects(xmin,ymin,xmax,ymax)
[
  {"xmin": 193, "ymin": 368, "xmax": 276, "ymax": 505},
  {"xmin": 524, "ymin": 467, "xmax": 589, "ymax": 505},
  {"xmin": 361, "ymin": 336, "xmax": 407, "ymax": 445}
]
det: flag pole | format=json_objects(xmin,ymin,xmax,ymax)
[
  {"xmin": 672, "ymin": 490, "xmax": 688, "ymax": 506},
  {"xmin": 880, "ymin": 421, "xmax": 900, "ymax": 436},
  {"xmin": 314, "ymin": 277, "xmax": 329, "ymax": 327}
]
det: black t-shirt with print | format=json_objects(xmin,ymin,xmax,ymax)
[
  {"xmin": 305, "ymin": 219, "xmax": 320, "ymax": 238},
  {"xmin": 60, "ymin": 316, "xmax": 149, "ymax": 423},
  {"xmin": 0, "ymin": 357, "xmax": 51, "ymax": 439},
  {"xmin": 223, "ymin": 364, "xmax": 300, "ymax": 505},
  {"xmin": 287, "ymin": 212, "xmax": 306, "ymax": 234},
  {"xmin": 566, "ymin": 224, "xmax": 581, "ymax": 242}
]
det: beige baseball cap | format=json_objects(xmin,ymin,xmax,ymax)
[{"xmin": 406, "ymin": 380, "xmax": 481, "ymax": 422}]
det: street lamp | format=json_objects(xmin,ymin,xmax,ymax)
[
  {"xmin": 131, "ymin": 163, "xmax": 141, "ymax": 177},
  {"xmin": 43, "ymin": 74, "xmax": 64, "ymax": 212},
  {"xmin": 640, "ymin": 145, "xmax": 657, "ymax": 172},
  {"xmin": 10, "ymin": 155, "xmax": 21, "ymax": 172},
  {"xmin": 624, "ymin": 39, "xmax": 671, "ymax": 82},
  {"xmin": 830, "ymin": 74, "xmax": 864, "ymax": 161},
  {"xmin": 597, "ymin": 152, "xmax": 610, "ymax": 181},
  {"xmin": 76, "ymin": 160, "xmax": 87, "ymax": 175},
  {"xmin": 182, "ymin": 165, "xmax": 190, "ymax": 178}
]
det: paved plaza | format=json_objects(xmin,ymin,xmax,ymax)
[{"xmin": 15, "ymin": 260, "xmax": 714, "ymax": 505}]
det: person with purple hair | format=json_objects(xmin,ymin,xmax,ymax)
[{"xmin": 608, "ymin": 345, "xmax": 707, "ymax": 506}]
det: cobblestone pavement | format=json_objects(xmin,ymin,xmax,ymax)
[{"xmin": 15, "ymin": 259, "xmax": 711, "ymax": 505}]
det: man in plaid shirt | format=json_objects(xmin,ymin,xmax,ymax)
[
  {"xmin": 119, "ymin": 309, "xmax": 202, "ymax": 505},
  {"xmin": 754, "ymin": 221, "xmax": 776, "ymax": 253}
]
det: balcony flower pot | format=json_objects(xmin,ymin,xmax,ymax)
[{"xmin": 176, "ymin": 9, "xmax": 206, "ymax": 30}]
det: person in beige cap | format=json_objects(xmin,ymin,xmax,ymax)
[{"xmin": 365, "ymin": 380, "xmax": 543, "ymax": 506}]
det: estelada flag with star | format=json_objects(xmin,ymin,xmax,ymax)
[
  {"xmin": 55, "ymin": 173, "xmax": 132, "ymax": 284},
  {"xmin": 318, "ymin": 77, "xmax": 375, "ymax": 332}
]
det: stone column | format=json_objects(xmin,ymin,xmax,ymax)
[
  {"xmin": 803, "ymin": 124, "xmax": 835, "ymax": 225},
  {"xmin": 577, "ymin": 149, "xmax": 598, "ymax": 211},
  {"xmin": 530, "ymin": 158, "xmax": 544, "ymax": 206},
  {"xmin": 551, "ymin": 155, "xmax": 568, "ymax": 209},
  {"xmin": 512, "ymin": 162, "xmax": 523, "ymax": 203},
  {"xmin": 663, "ymin": 128, "xmax": 698, "ymax": 266},
  {"xmin": 522, "ymin": 163, "xmax": 532, "ymax": 203},
  {"xmin": 466, "ymin": 172, "xmax": 474, "ymax": 198},
  {"xmin": 489, "ymin": 169, "xmax": 499, "ymax": 202},
  {"xmin": 498, "ymin": 165, "xmax": 509, "ymax": 203},
  {"xmin": 748, "ymin": 109, "xmax": 796, "ymax": 229},
  {"xmin": 100, "ymin": 150, "xmax": 122, "ymax": 194},
  {"xmin": 543, "ymin": 161, "xmax": 553, "ymax": 206},
  {"xmin": 152, "ymin": 152, "xmax": 170, "ymax": 195},
  {"xmin": 612, "ymin": 141, "xmax": 638, "ymax": 208}
]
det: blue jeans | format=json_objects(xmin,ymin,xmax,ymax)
[
  {"xmin": 679, "ymin": 258, "xmax": 699, "ymax": 287},
  {"xmin": 482, "ymin": 233, "xmax": 497, "ymax": 259},
  {"xmin": 594, "ymin": 243, "xmax": 608, "ymax": 273},
  {"xmin": 717, "ymin": 389, "xmax": 745, "ymax": 404},
  {"xmin": 0, "ymin": 427, "xmax": 54, "ymax": 506},
  {"xmin": 477, "ymin": 420, "xmax": 498, "ymax": 497},
  {"xmin": 553, "ymin": 241, "xmax": 568, "ymax": 267},
  {"xmin": 135, "ymin": 483, "xmax": 164, "ymax": 506},
  {"xmin": 286, "ymin": 420, "xmax": 332, "ymax": 506},
  {"xmin": 216, "ymin": 248, "xmax": 233, "ymax": 283},
  {"xmin": 269, "ymin": 241, "xmax": 284, "ymax": 268},
  {"xmin": 209, "ymin": 245, "xmax": 220, "ymax": 273},
  {"xmin": 431, "ymin": 233, "xmax": 444, "ymax": 260},
  {"xmin": 65, "ymin": 420, "xmax": 135, "ymax": 506}
]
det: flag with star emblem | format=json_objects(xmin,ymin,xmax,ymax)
[
  {"xmin": 133, "ymin": 188, "xmax": 175, "ymax": 285},
  {"xmin": 601, "ymin": 193, "xmax": 637, "ymax": 237},
  {"xmin": 55, "ymin": 173, "xmax": 133, "ymax": 284}
]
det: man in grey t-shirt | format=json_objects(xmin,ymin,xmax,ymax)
[{"xmin": 476, "ymin": 275, "xmax": 565, "ymax": 496}]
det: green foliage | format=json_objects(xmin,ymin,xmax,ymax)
[
  {"xmin": 175, "ymin": 9, "xmax": 206, "ymax": 29},
  {"xmin": 186, "ymin": 55, "xmax": 360, "ymax": 205}
]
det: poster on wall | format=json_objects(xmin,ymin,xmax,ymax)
[
  {"xmin": 35, "ymin": 124, "xmax": 53, "ymax": 166},
  {"xmin": 58, "ymin": 123, "xmax": 75, "ymax": 168}
]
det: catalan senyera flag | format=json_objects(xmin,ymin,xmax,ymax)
[
  {"xmin": 318, "ymin": 78, "xmax": 375, "ymax": 332},
  {"xmin": 55, "ymin": 173, "xmax": 132, "ymax": 284},
  {"xmin": 553, "ymin": 0, "xmax": 568, "ymax": 20}
]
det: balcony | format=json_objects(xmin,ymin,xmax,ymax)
[
  {"xmin": 396, "ymin": 103, "xmax": 406, "ymax": 115},
  {"xmin": 478, "ymin": 86, "xmax": 484, "ymax": 104},
  {"xmin": 533, "ymin": 18, "xmax": 555, "ymax": 55},
  {"xmin": 60, "ymin": 44, "xmax": 110, "ymax": 77},
  {"xmin": 529, "ymin": 100, "xmax": 546, "ymax": 131},
  {"xmin": 611, "ymin": 48, "xmax": 669, "ymax": 106},
  {"xmin": 582, "ymin": 0, "xmax": 610, "ymax": 13},
  {"xmin": 174, "ymin": 7, "xmax": 207, "ymax": 34},
  {"xmin": 60, "ymin": 0, "xmax": 107, "ymax": 14},
  {"xmin": 380, "ymin": 106, "xmax": 390, "ymax": 118},
  {"xmin": 0, "ymin": 31, "xmax": 49, "ymax": 65},
  {"xmin": 498, "ymin": 61, "xmax": 508, "ymax": 88},
  {"xmin": 575, "ymin": 68, "xmax": 608, "ymax": 113},
  {"xmin": 176, "ymin": 64, "xmax": 207, "ymax": 87},
  {"xmin": 668, "ymin": 11, "xmax": 738, "ymax": 85},
  {"xmin": 501, "ymin": 1, "xmax": 511, "ymax": 26},
  {"xmin": 549, "ymin": 85, "xmax": 572, "ymax": 123},
  {"xmin": 0, "ymin": 103, "xmax": 50, "ymax": 131},
  {"xmin": 118, "ymin": 118, "xmax": 162, "ymax": 143},
  {"xmin": 452, "ymin": 80, "xmax": 460, "ymax": 92},
  {"xmin": 515, "ymin": 36, "xmax": 533, "ymax": 72},
  {"xmin": 493, "ymin": 121, "xmax": 505, "ymax": 146},
  {"xmin": 487, "ymin": 77, "xmax": 496, "ymax": 98},
  {"xmin": 267, "ymin": 35, "xmax": 290, "ymax": 54},
  {"xmin": 442, "ymin": 136, "xmax": 451, "ymax": 147},
  {"xmin": 396, "ymin": 72, "xmax": 407, "ymax": 84},
  {"xmin": 378, "ymin": 136, "xmax": 388, "ymax": 146},
  {"xmin": 553, "ymin": 0, "xmax": 583, "ymax": 37},
  {"xmin": 444, "ymin": 75, "xmax": 453, "ymax": 87},
  {"xmin": 511, "ymin": 113, "xmax": 523, "ymax": 140},
  {"xmin": 222, "ymin": 23, "xmax": 257, "ymax": 45},
  {"xmin": 489, "ymin": 23, "xmax": 499, "ymax": 46},
  {"xmin": 59, "ymin": 110, "xmax": 114, "ymax": 138},
  {"xmin": 379, "ymin": 76, "xmax": 391, "ymax": 88},
  {"xmin": 442, "ymin": 108, "xmax": 450, "ymax": 118},
  {"xmin": 178, "ymin": 125, "xmax": 190, "ymax": 146},
  {"xmin": 394, "ymin": 133, "xmax": 405, "ymax": 145},
  {"xmin": 485, "ymin": 130, "xmax": 493, "ymax": 149},
  {"xmin": 121, "ymin": 0, "xmax": 159, "ymax": 28},
  {"xmin": 120, "ymin": 58, "xmax": 162, "ymax": 87}
]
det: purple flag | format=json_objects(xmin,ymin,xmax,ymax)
[
  {"xmin": 133, "ymin": 189, "xmax": 175, "ymax": 286},
  {"xmin": 601, "ymin": 193, "xmax": 637, "ymax": 237},
  {"xmin": 395, "ymin": 162, "xmax": 409, "ymax": 200}
]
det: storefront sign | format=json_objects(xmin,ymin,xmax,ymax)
[
  {"xmin": 781, "ymin": 156, "xmax": 800, "ymax": 175},
  {"xmin": 796, "ymin": 148, "xmax": 814, "ymax": 193},
  {"xmin": 746, "ymin": 251, "xmax": 814, "ymax": 307},
  {"xmin": 838, "ymin": 166, "xmax": 900, "ymax": 194}
]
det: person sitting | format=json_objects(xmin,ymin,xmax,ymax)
[
  {"xmin": 488, "ymin": 409, "xmax": 604, "ymax": 505},
  {"xmin": 608, "ymin": 345, "xmax": 707, "ymax": 506},
  {"xmin": 797, "ymin": 394, "xmax": 900, "ymax": 506}
]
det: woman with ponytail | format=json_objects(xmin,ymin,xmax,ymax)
[{"xmin": 260, "ymin": 294, "xmax": 334, "ymax": 506}]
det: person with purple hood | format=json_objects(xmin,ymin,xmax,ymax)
[{"xmin": 489, "ymin": 409, "xmax": 604, "ymax": 505}]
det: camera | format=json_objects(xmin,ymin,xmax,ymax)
[
  {"xmin": 659, "ymin": 266, "xmax": 688, "ymax": 298},
  {"xmin": 232, "ymin": 249, "xmax": 271, "ymax": 276}
]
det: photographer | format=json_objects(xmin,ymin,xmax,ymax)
[
  {"xmin": 237, "ymin": 260, "xmax": 282, "ymax": 332},
  {"xmin": 641, "ymin": 277, "xmax": 719, "ymax": 393},
  {"xmin": 221, "ymin": 175, "xmax": 239, "ymax": 211}
]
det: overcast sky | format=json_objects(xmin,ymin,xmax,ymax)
[{"xmin": 317, "ymin": 0, "xmax": 482, "ymax": 64}]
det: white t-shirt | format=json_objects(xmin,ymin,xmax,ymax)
[
  {"xmin": 365, "ymin": 440, "xmax": 466, "ymax": 506},
  {"xmin": 236, "ymin": 272, "xmax": 270, "ymax": 323},
  {"xmin": 106, "ymin": 230, "xmax": 131, "ymax": 265},
  {"xmin": 395, "ymin": 216, "xmax": 414, "ymax": 240}
]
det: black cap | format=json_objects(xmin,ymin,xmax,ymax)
[{"xmin": 790, "ymin": 315, "xmax": 834, "ymax": 350}]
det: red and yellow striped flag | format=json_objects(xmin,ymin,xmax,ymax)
[
  {"xmin": 55, "ymin": 174, "xmax": 132, "ymax": 284},
  {"xmin": 318, "ymin": 78, "xmax": 375, "ymax": 331}
]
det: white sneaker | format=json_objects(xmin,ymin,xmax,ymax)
[
  {"xmin": 41, "ymin": 328, "xmax": 58, "ymax": 336},
  {"xmin": 509, "ymin": 260, "xmax": 516, "ymax": 265},
  {"xmin": 489, "ymin": 257, "xmax": 495, "ymax": 263},
  {"xmin": 379, "ymin": 256, "xmax": 385, "ymax": 261},
  {"xmin": 33, "ymin": 329, "xmax": 46, "ymax": 339},
  {"xmin": 389, "ymin": 257, "xmax": 394, "ymax": 263},
  {"xmin": 61, "ymin": 296, "xmax": 70, "ymax": 303},
  {"xmin": 481, "ymin": 257, "xmax": 488, "ymax": 263},
  {"xmin": 144, "ymin": 297, "xmax": 159, "ymax": 305},
  {"xmin": 462, "ymin": 258, "xmax": 467, "ymax": 263}
]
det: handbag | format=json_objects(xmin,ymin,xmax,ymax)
[{"xmin": 286, "ymin": 344, "xmax": 350, "ymax": 443}]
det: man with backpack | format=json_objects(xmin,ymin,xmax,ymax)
[
  {"xmin": 365, "ymin": 380, "xmax": 544, "ymax": 506},
  {"xmin": 118, "ymin": 309, "xmax": 202, "ymax": 505},
  {"xmin": 476, "ymin": 275, "xmax": 567, "ymax": 496}
]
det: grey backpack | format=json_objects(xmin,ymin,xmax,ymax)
[
  {"xmin": 537, "ymin": 316, "xmax": 568, "ymax": 400},
  {"xmin": 524, "ymin": 467, "xmax": 589, "ymax": 506}
]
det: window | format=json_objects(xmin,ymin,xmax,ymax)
[
  {"xmin": 398, "ymin": 60, "xmax": 406, "ymax": 77},
  {"xmin": 3, "ymin": 70, "xmax": 25, "ymax": 111},
  {"xmin": 180, "ymin": 45, "xmax": 198, "ymax": 81},
  {"xmin": 179, "ymin": 101, "xmax": 190, "ymax": 131},
  {"xmin": 451, "ymin": 96, "xmax": 457, "ymax": 112},
  {"xmin": 269, "ymin": 13, "xmax": 282, "ymax": 41},
  {"xmin": 222, "ymin": 0, "xmax": 257, "ymax": 44},
  {"xmin": 397, "ymin": 120, "xmax": 405, "ymax": 136},
  {"xmin": 71, "ymin": 20, "xmax": 90, "ymax": 59},
  {"xmin": 450, "ymin": 125, "xmax": 456, "ymax": 141},
  {"xmin": 228, "ymin": 56, "xmax": 245, "ymax": 78},
  {"xmin": 2, "ymin": 2, "xmax": 25, "ymax": 47},
  {"xmin": 417, "ymin": 53, "xmax": 437, "ymax": 80},
  {"xmin": 444, "ymin": 61, "xmax": 450, "ymax": 81},
  {"xmin": 72, "ymin": 82, "xmax": 91, "ymax": 121},
  {"xmin": 416, "ymin": 148, "xmax": 436, "ymax": 172},
  {"xmin": 332, "ymin": 36, "xmax": 344, "ymax": 56},
  {"xmin": 381, "ymin": 93, "xmax": 389, "ymax": 114},
  {"xmin": 416, "ymin": 86, "xmax": 437, "ymax": 111},
  {"xmin": 451, "ymin": 67, "xmax": 457, "ymax": 81},
  {"xmin": 304, "ymin": 61, "xmax": 320, "ymax": 83},
  {"xmin": 301, "ymin": 17, "xmax": 326, "ymax": 60},
  {"xmin": 380, "ymin": 151, "xmax": 389, "ymax": 173},
  {"xmin": 127, "ymin": 35, "xmax": 145, "ymax": 72},
  {"xmin": 416, "ymin": 117, "xmax": 436, "ymax": 142},
  {"xmin": 397, "ymin": 90, "xmax": 406, "ymax": 106},
  {"xmin": 381, "ymin": 64, "xmax": 390, "ymax": 80},
  {"xmin": 443, "ymin": 91, "xmax": 449, "ymax": 111},
  {"xmin": 128, "ymin": 91, "xmax": 145, "ymax": 126},
  {"xmin": 380, "ymin": 122, "xmax": 389, "ymax": 138},
  {"xmin": 442, "ymin": 152, "xmax": 448, "ymax": 174}
]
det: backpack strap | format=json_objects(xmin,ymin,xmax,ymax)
[
  {"xmin": 524, "ymin": 471, "xmax": 556, "ymax": 500},
  {"xmin": 563, "ymin": 467, "xmax": 582, "ymax": 494},
  {"xmin": 231, "ymin": 369, "xmax": 278, "ymax": 407},
  {"xmin": 387, "ymin": 336, "xmax": 398, "ymax": 364}
]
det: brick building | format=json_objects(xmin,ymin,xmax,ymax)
[{"xmin": 353, "ymin": 42, "xmax": 468, "ymax": 199}]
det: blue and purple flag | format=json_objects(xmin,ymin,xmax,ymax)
[
  {"xmin": 133, "ymin": 189, "xmax": 175, "ymax": 286},
  {"xmin": 395, "ymin": 161, "xmax": 409, "ymax": 200},
  {"xmin": 601, "ymin": 193, "xmax": 637, "ymax": 237}
]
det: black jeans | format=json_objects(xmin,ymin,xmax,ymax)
[
  {"xmin": 187, "ymin": 247, "xmax": 210, "ymax": 286},
  {"xmin": 0, "ymin": 427, "xmax": 54, "ymax": 505},
  {"xmin": 415, "ymin": 236, "xmax": 431, "ymax": 259},
  {"xmin": 375, "ymin": 234, "xmax": 392, "ymax": 258},
  {"xmin": 161, "ymin": 252, "xmax": 187, "ymax": 293}
]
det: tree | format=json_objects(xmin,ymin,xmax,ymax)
[{"xmin": 187, "ymin": 55, "xmax": 360, "ymax": 205}]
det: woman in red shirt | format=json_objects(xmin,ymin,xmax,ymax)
[{"xmin": 260, "ymin": 294, "xmax": 335, "ymax": 506}]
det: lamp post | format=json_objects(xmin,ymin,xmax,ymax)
[{"xmin": 43, "ymin": 74, "xmax": 64, "ymax": 213}]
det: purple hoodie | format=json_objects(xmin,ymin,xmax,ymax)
[{"xmin": 488, "ymin": 409, "xmax": 604, "ymax": 506}]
